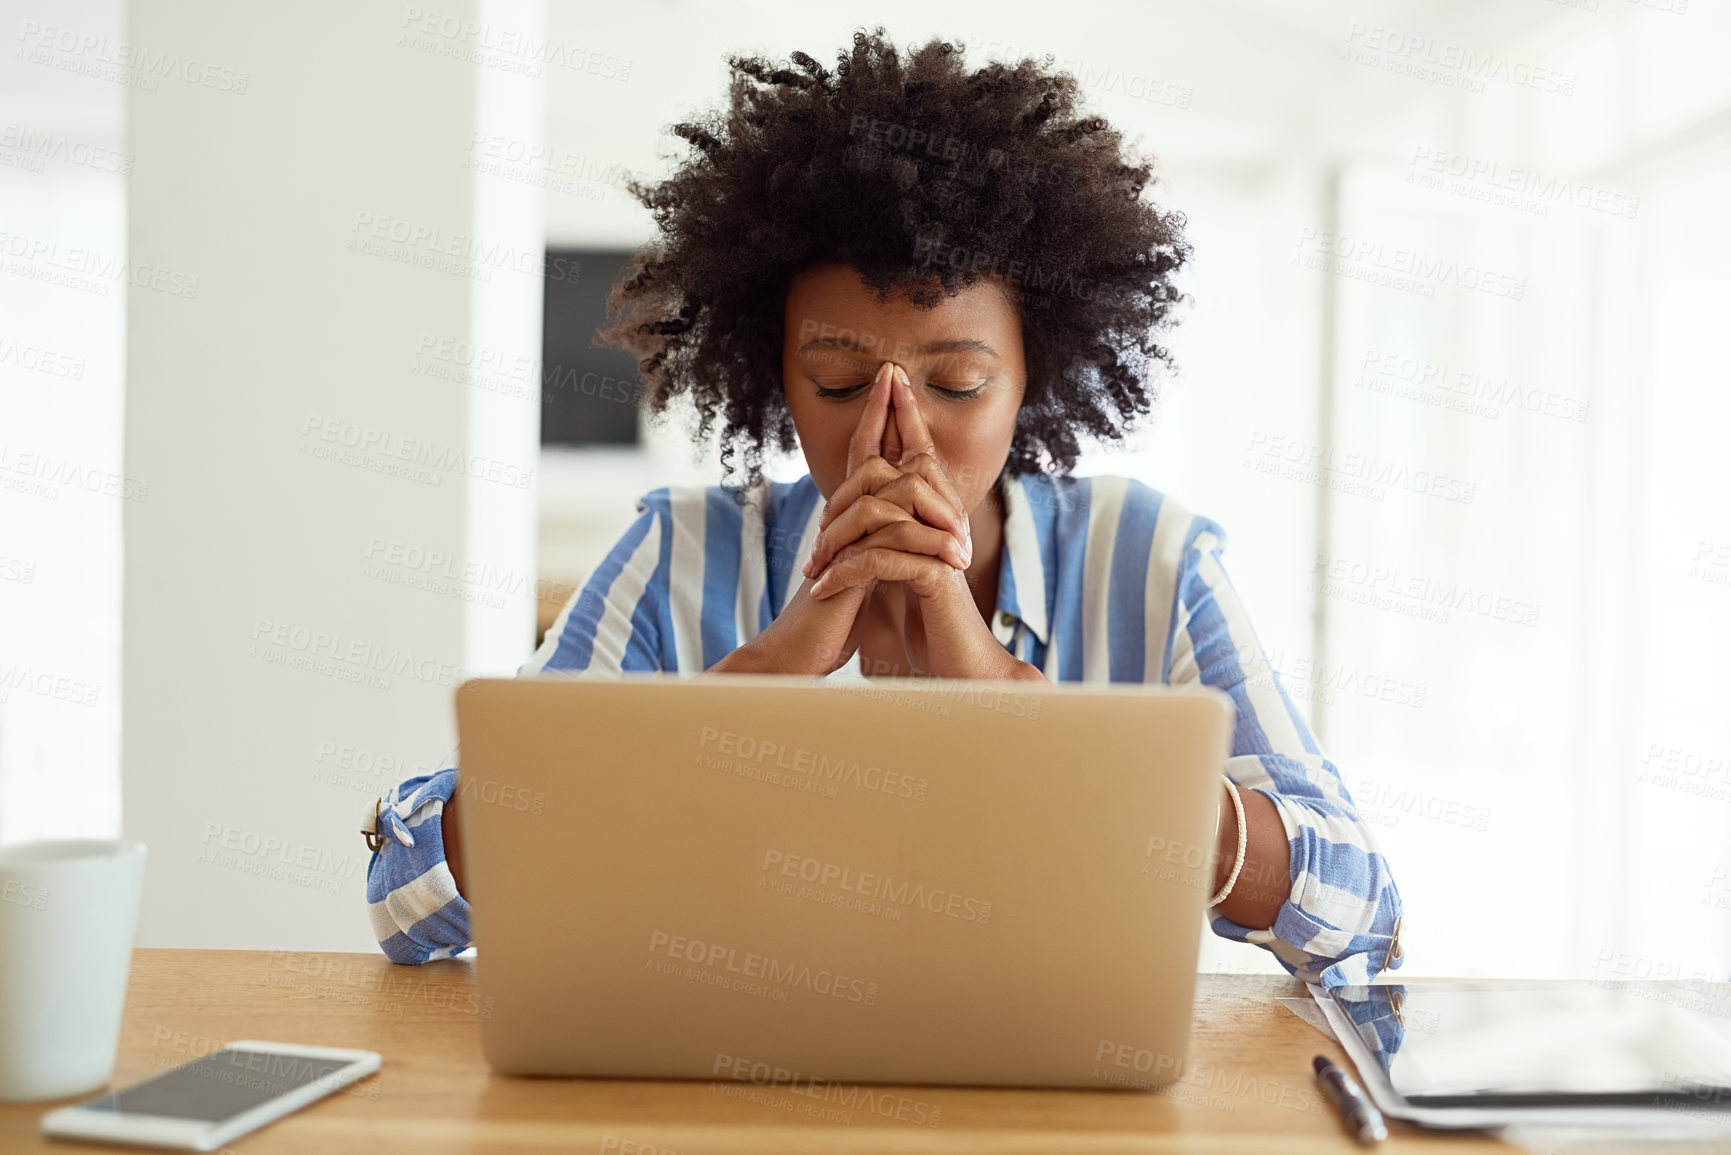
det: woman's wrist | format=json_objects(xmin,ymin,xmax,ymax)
[
  {"xmin": 1207, "ymin": 784, "xmax": 1288, "ymax": 930},
  {"xmin": 706, "ymin": 643, "xmax": 756, "ymax": 674},
  {"xmin": 708, "ymin": 640, "xmax": 775, "ymax": 675},
  {"xmin": 709, "ymin": 633, "xmax": 831, "ymax": 677},
  {"xmin": 995, "ymin": 655, "xmax": 1049, "ymax": 682},
  {"xmin": 442, "ymin": 794, "xmax": 466, "ymax": 898}
]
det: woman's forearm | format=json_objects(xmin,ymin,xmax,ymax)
[{"xmin": 1211, "ymin": 783, "xmax": 1288, "ymax": 930}]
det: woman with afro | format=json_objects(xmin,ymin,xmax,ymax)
[{"xmin": 365, "ymin": 28, "xmax": 1404, "ymax": 993}]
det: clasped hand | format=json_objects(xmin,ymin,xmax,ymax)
[{"xmin": 798, "ymin": 360, "xmax": 1035, "ymax": 681}]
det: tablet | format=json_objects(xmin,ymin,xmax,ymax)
[{"xmin": 1329, "ymin": 981, "xmax": 1731, "ymax": 1111}]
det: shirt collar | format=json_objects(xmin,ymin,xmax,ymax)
[{"xmin": 993, "ymin": 473, "xmax": 1051, "ymax": 646}]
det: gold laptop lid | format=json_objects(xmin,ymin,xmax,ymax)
[{"xmin": 455, "ymin": 674, "xmax": 1232, "ymax": 1089}]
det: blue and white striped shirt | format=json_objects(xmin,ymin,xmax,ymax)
[{"xmin": 364, "ymin": 470, "xmax": 1405, "ymax": 988}]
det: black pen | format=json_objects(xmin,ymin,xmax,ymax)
[{"xmin": 1313, "ymin": 1054, "xmax": 1388, "ymax": 1145}]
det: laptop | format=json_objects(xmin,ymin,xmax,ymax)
[{"xmin": 452, "ymin": 672, "xmax": 1233, "ymax": 1089}]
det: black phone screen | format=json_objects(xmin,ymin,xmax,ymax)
[{"xmin": 80, "ymin": 1047, "xmax": 354, "ymax": 1122}]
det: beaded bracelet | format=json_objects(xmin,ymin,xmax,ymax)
[{"xmin": 1207, "ymin": 776, "xmax": 1247, "ymax": 908}]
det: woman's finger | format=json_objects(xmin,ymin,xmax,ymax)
[
  {"xmin": 843, "ymin": 361, "xmax": 896, "ymax": 479},
  {"xmin": 887, "ymin": 369, "xmax": 973, "ymax": 558},
  {"xmin": 818, "ymin": 452, "xmax": 967, "ymax": 547},
  {"xmin": 813, "ymin": 522, "xmax": 976, "ymax": 595},
  {"xmin": 820, "ymin": 362, "xmax": 894, "ymax": 534},
  {"xmin": 880, "ymin": 454, "xmax": 970, "ymax": 555},
  {"xmin": 805, "ymin": 493, "xmax": 910, "ymax": 577},
  {"xmin": 889, "ymin": 365, "xmax": 941, "ymax": 461},
  {"xmin": 858, "ymin": 468, "xmax": 970, "ymax": 561},
  {"xmin": 841, "ymin": 521, "xmax": 970, "ymax": 572},
  {"xmin": 893, "ymin": 449, "xmax": 966, "ymax": 515},
  {"xmin": 811, "ymin": 544, "xmax": 955, "ymax": 600},
  {"xmin": 819, "ymin": 455, "xmax": 900, "ymax": 533},
  {"xmin": 807, "ymin": 501, "xmax": 971, "ymax": 578}
]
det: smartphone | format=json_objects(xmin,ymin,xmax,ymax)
[{"xmin": 39, "ymin": 1040, "xmax": 380, "ymax": 1150}]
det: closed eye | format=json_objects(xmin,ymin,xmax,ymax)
[{"xmin": 813, "ymin": 379, "xmax": 991, "ymax": 401}]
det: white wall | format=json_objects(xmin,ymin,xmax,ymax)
[
  {"xmin": 0, "ymin": 0, "xmax": 127, "ymax": 846},
  {"xmin": 121, "ymin": 0, "xmax": 543, "ymax": 949}
]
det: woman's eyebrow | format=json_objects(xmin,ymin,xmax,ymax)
[{"xmin": 794, "ymin": 336, "xmax": 1001, "ymax": 359}]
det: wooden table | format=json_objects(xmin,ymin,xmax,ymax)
[{"xmin": 3, "ymin": 949, "xmax": 1513, "ymax": 1153}]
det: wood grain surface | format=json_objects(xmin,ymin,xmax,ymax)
[{"xmin": 0, "ymin": 949, "xmax": 1516, "ymax": 1153}]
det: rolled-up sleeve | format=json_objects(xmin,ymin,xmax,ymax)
[
  {"xmin": 363, "ymin": 763, "xmax": 471, "ymax": 965},
  {"xmin": 1164, "ymin": 517, "xmax": 1404, "ymax": 990},
  {"xmin": 362, "ymin": 490, "xmax": 672, "ymax": 964}
]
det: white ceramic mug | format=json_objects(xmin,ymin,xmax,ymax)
[{"xmin": 0, "ymin": 839, "xmax": 147, "ymax": 1101}]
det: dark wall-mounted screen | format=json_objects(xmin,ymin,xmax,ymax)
[{"xmin": 541, "ymin": 248, "xmax": 642, "ymax": 446}]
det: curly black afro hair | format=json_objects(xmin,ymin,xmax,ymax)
[{"xmin": 596, "ymin": 25, "xmax": 1193, "ymax": 497}]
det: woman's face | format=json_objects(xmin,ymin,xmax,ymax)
[{"xmin": 780, "ymin": 262, "xmax": 1026, "ymax": 515}]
